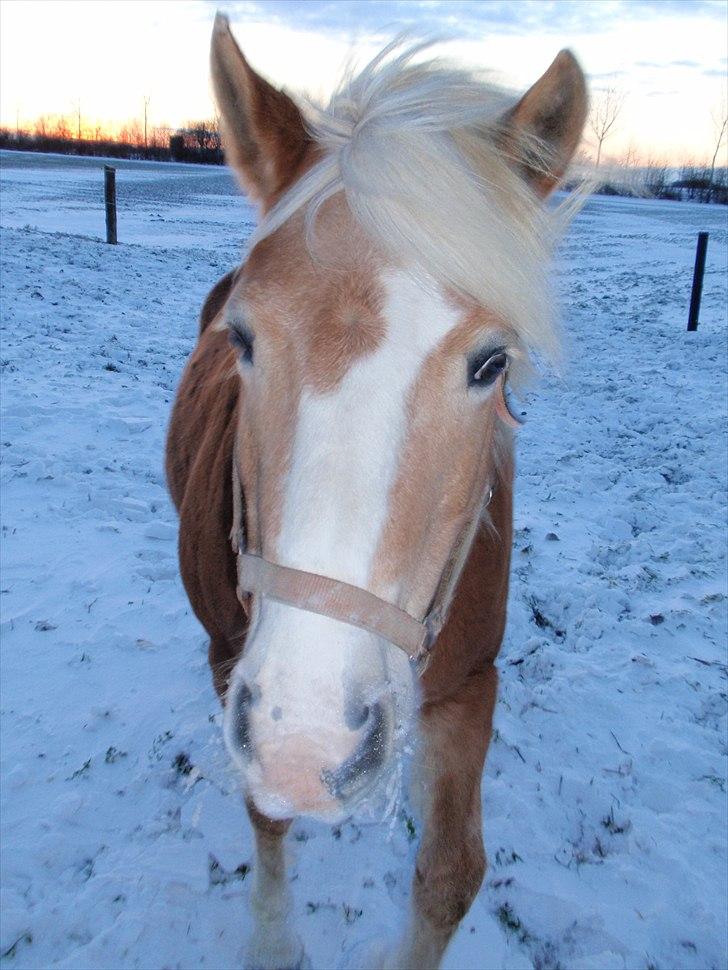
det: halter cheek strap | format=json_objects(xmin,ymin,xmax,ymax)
[
  {"xmin": 230, "ymin": 374, "xmax": 521, "ymax": 675},
  {"xmin": 495, "ymin": 378, "xmax": 522, "ymax": 429}
]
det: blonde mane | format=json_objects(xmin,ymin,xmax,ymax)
[{"xmin": 252, "ymin": 39, "xmax": 578, "ymax": 369}]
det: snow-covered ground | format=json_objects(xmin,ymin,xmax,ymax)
[{"xmin": 1, "ymin": 149, "xmax": 726, "ymax": 970}]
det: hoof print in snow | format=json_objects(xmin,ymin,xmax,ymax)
[
  {"xmin": 602, "ymin": 807, "xmax": 631, "ymax": 836},
  {"xmin": 208, "ymin": 853, "xmax": 250, "ymax": 886},
  {"xmin": 66, "ymin": 758, "xmax": 92, "ymax": 781},
  {"xmin": 105, "ymin": 746, "xmax": 127, "ymax": 764},
  {"xmin": 1, "ymin": 932, "xmax": 33, "ymax": 960},
  {"xmin": 171, "ymin": 751, "xmax": 194, "ymax": 777},
  {"xmin": 342, "ymin": 903, "xmax": 363, "ymax": 924},
  {"xmin": 34, "ymin": 620, "xmax": 57, "ymax": 631}
]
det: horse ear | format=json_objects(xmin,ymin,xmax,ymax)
[
  {"xmin": 501, "ymin": 50, "xmax": 587, "ymax": 198},
  {"xmin": 210, "ymin": 13, "xmax": 312, "ymax": 209}
]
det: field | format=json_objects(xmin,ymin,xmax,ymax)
[{"xmin": 1, "ymin": 150, "xmax": 726, "ymax": 970}]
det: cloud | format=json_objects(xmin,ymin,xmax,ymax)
[
  {"xmin": 636, "ymin": 58, "xmax": 726, "ymax": 78},
  {"xmin": 219, "ymin": 0, "xmax": 533, "ymax": 38},
  {"xmin": 217, "ymin": 0, "xmax": 727, "ymax": 40},
  {"xmin": 589, "ymin": 70, "xmax": 629, "ymax": 81},
  {"xmin": 622, "ymin": 0, "xmax": 725, "ymax": 18},
  {"xmin": 636, "ymin": 59, "xmax": 702, "ymax": 69}
]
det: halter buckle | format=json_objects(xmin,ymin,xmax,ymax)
[{"xmin": 411, "ymin": 611, "xmax": 442, "ymax": 675}]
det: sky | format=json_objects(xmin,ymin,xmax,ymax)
[{"xmin": 0, "ymin": 0, "xmax": 726, "ymax": 165}]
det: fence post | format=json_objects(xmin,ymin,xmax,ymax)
[
  {"xmin": 104, "ymin": 165, "xmax": 117, "ymax": 245},
  {"xmin": 687, "ymin": 232, "xmax": 708, "ymax": 331}
]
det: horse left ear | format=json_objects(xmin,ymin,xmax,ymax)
[
  {"xmin": 501, "ymin": 50, "xmax": 588, "ymax": 198},
  {"xmin": 210, "ymin": 13, "xmax": 312, "ymax": 209}
]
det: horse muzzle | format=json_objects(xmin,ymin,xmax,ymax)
[{"xmin": 225, "ymin": 679, "xmax": 394, "ymax": 820}]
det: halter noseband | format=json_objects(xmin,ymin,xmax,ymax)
[{"xmin": 230, "ymin": 374, "xmax": 521, "ymax": 676}]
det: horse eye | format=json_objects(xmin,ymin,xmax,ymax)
[
  {"xmin": 229, "ymin": 324, "xmax": 254, "ymax": 364},
  {"xmin": 468, "ymin": 349, "xmax": 508, "ymax": 387}
]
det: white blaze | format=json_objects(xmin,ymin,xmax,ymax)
[
  {"xmin": 225, "ymin": 269, "xmax": 461, "ymax": 810},
  {"xmin": 277, "ymin": 268, "xmax": 459, "ymax": 586}
]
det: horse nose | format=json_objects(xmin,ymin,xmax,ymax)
[
  {"xmin": 227, "ymin": 688, "xmax": 392, "ymax": 817},
  {"xmin": 322, "ymin": 701, "xmax": 387, "ymax": 802}
]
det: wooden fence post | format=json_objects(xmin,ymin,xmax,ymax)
[
  {"xmin": 104, "ymin": 165, "xmax": 117, "ymax": 245},
  {"xmin": 687, "ymin": 232, "xmax": 708, "ymax": 331}
]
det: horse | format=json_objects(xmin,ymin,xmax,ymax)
[{"xmin": 166, "ymin": 13, "xmax": 586, "ymax": 969}]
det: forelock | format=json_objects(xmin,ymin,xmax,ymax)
[{"xmin": 251, "ymin": 38, "xmax": 585, "ymax": 375}]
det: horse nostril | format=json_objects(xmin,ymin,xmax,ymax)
[
  {"xmin": 345, "ymin": 700, "xmax": 370, "ymax": 731},
  {"xmin": 232, "ymin": 682, "xmax": 254, "ymax": 753},
  {"xmin": 323, "ymin": 701, "xmax": 387, "ymax": 801}
]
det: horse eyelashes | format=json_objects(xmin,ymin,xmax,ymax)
[
  {"xmin": 229, "ymin": 324, "xmax": 254, "ymax": 363},
  {"xmin": 468, "ymin": 349, "xmax": 508, "ymax": 387}
]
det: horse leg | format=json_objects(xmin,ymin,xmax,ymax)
[
  {"xmin": 245, "ymin": 799, "xmax": 306, "ymax": 970},
  {"xmin": 389, "ymin": 667, "xmax": 498, "ymax": 970}
]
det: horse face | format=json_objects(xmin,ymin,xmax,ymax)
[
  {"xmin": 209, "ymin": 16, "xmax": 586, "ymax": 819},
  {"xmin": 222, "ymin": 201, "xmax": 512, "ymax": 820}
]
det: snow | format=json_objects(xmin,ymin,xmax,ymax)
[{"xmin": 1, "ymin": 149, "xmax": 726, "ymax": 970}]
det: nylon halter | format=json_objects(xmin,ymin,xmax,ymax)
[{"xmin": 230, "ymin": 374, "xmax": 521, "ymax": 675}]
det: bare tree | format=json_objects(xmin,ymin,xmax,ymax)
[
  {"xmin": 150, "ymin": 124, "xmax": 170, "ymax": 150},
  {"xmin": 52, "ymin": 115, "xmax": 72, "ymax": 140},
  {"xmin": 709, "ymin": 99, "xmax": 727, "ymax": 186},
  {"xmin": 143, "ymin": 95, "xmax": 151, "ymax": 150},
  {"xmin": 644, "ymin": 155, "xmax": 668, "ymax": 199},
  {"xmin": 183, "ymin": 118, "xmax": 221, "ymax": 153},
  {"xmin": 589, "ymin": 86, "xmax": 625, "ymax": 167},
  {"xmin": 118, "ymin": 119, "xmax": 144, "ymax": 146},
  {"xmin": 74, "ymin": 97, "xmax": 81, "ymax": 140}
]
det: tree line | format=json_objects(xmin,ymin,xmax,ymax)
[
  {"xmin": 0, "ymin": 117, "xmax": 224, "ymax": 165},
  {"xmin": 1, "ymin": 105, "xmax": 726, "ymax": 204},
  {"xmin": 583, "ymin": 86, "xmax": 727, "ymax": 204}
]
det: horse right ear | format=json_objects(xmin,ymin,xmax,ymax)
[{"xmin": 210, "ymin": 13, "xmax": 312, "ymax": 210}]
